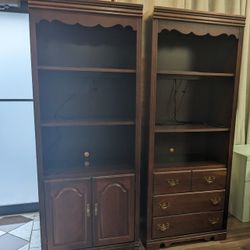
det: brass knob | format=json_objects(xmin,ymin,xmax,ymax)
[
  {"xmin": 84, "ymin": 151, "xmax": 90, "ymax": 158},
  {"xmin": 84, "ymin": 161, "xmax": 90, "ymax": 167},
  {"xmin": 157, "ymin": 223, "xmax": 170, "ymax": 232},
  {"xmin": 169, "ymin": 147, "xmax": 175, "ymax": 153},
  {"xmin": 159, "ymin": 201, "xmax": 169, "ymax": 210},
  {"xmin": 210, "ymin": 197, "xmax": 221, "ymax": 206},
  {"xmin": 167, "ymin": 179, "xmax": 179, "ymax": 187},
  {"xmin": 204, "ymin": 176, "xmax": 216, "ymax": 184},
  {"xmin": 208, "ymin": 217, "xmax": 220, "ymax": 225}
]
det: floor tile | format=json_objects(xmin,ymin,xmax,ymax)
[
  {"xmin": 30, "ymin": 230, "xmax": 41, "ymax": 248},
  {"xmin": 21, "ymin": 213, "xmax": 35, "ymax": 220},
  {"xmin": 17, "ymin": 244, "xmax": 29, "ymax": 250},
  {"xmin": 34, "ymin": 214, "xmax": 40, "ymax": 222},
  {"xmin": 9, "ymin": 221, "xmax": 33, "ymax": 241},
  {"xmin": 0, "ymin": 215, "xmax": 32, "ymax": 226},
  {"xmin": 0, "ymin": 223, "xmax": 25, "ymax": 233},
  {"xmin": 32, "ymin": 221, "xmax": 40, "ymax": 231},
  {"xmin": 0, "ymin": 215, "xmax": 32, "ymax": 233},
  {"xmin": 0, "ymin": 230, "xmax": 6, "ymax": 236},
  {"xmin": 0, "ymin": 233, "xmax": 28, "ymax": 250}
]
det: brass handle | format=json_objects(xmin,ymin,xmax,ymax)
[
  {"xmin": 157, "ymin": 223, "xmax": 170, "ymax": 232},
  {"xmin": 204, "ymin": 176, "xmax": 216, "ymax": 184},
  {"xmin": 94, "ymin": 203, "xmax": 98, "ymax": 216},
  {"xmin": 208, "ymin": 217, "xmax": 220, "ymax": 225},
  {"xmin": 210, "ymin": 197, "xmax": 222, "ymax": 206},
  {"xmin": 84, "ymin": 151, "xmax": 90, "ymax": 158},
  {"xmin": 86, "ymin": 204, "xmax": 90, "ymax": 217},
  {"xmin": 167, "ymin": 179, "xmax": 179, "ymax": 187},
  {"xmin": 159, "ymin": 201, "xmax": 169, "ymax": 210}
]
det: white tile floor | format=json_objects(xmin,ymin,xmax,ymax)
[{"xmin": 0, "ymin": 213, "xmax": 41, "ymax": 250}]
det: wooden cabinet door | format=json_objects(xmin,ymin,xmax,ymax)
[
  {"xmin": 93, "ymin": 174, "xmax": 135, "ymax": 246},
  {"xmin": 45, "ymin": 179, "xmax": 92, "ymax": 250}
]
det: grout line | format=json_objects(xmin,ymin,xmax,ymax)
[
  {"xmin": 7, "ymin": 231, "xmax": 29, "ymax": 242},
  {"xmin": 28, "ymin": 217, "xmax": 36, "ymax": 249}
]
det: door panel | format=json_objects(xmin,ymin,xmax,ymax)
[
  {"xmin": 93, "ymin": 174, "xmax": 135, "ymax": 246},
  {"xmin": 45, "ymin": 179, "xmax": 91, "ymax": 250}
]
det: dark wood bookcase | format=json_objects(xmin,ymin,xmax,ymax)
[
  {"xmin": 29, "ymin": 1, "xmax": 142, "ymax": 249},
  {"xmin": 141, "ymin": 7, "xmax": 245, "ymax": 250}
]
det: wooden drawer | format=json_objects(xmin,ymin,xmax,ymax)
[
  {"xmin": 153, "ymin": 190, "xmax": 225, "ymax": 217},
  {"xmin": 192, "ymin": 169, "xmax": 227, "ymax": 191},
  {"xmin": 152, "ymin": 211, "xmax": 223, "ymax": 239},
  {"xmin": 154, "ymin": 171, "xmax": 191, "ymax": 195}
]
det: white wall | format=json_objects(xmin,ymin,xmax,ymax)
[{"xmin": 0, "ymin": 12, "xmax": 38, "ymax": 206}]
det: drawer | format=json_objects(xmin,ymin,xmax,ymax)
[
  {"xmin": 154, "ymin": 171, "xmax": 191, "ymax": 195},
  {"xmin": 192, "ymin": 169, "xmax": 227, "ymax": 191},
  {"xmin": 153, "ymin": 190, "xmax": 225, "ymax": 217},
  {"xmin": 152, "ymin": 211, "xmax": 223, "ymax": 239}
]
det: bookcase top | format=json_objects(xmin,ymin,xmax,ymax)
[
  {"xmin": 28, "ymin": 0, "xmax": 143, "ymax": 17},
  {"xmin": 154, "ymin": 6, "xmax": 245, "ymax": 27}
]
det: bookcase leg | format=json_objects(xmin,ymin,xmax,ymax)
[{"xmin": 214, "ymin": 233, "xmax": 227, "ymax": 241}]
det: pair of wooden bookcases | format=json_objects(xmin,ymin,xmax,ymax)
[{"xmin": 29, "ymin": 0, "xmax": 245, "ymax": 249}]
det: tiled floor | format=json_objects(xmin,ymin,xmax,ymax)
[
  {"xmin": 0, "ymin": 213, "xmax": 41, "ymax": 250},
  {"xmin": 0, "ymin": 213, "xmax": 249, "ymax": 250}
]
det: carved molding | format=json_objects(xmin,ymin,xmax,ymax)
[
  {"xmin": 52, "ymin": 187, "xmax": 86, "ymax": 246},
  {"xmin": 32, "ymin": 9, "xmax": 138, "ymax": 31},
  {"xmin": 158, "ymin": 20, "xmax": 240, "ymax": 38},
  {"xmin": 54, "ymin": 187, "xmax": 83, "ymax": 199},
  {"xmin": 99, "ymin": 183, "xmax": 129, "ymax": 239},
  {"xmin": 101, "ymin": 183, "xmax": 127, "ymax": 195}
]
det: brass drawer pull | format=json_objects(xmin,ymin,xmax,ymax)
[
  {"xmin": 83, "ymin": 151, "xmax": 90, "ymax": 158},
  {"xmin": 159, "ymin": 201, "xmax": 169, "ymax": 210},
  {"xmin": 86, "ymin": 204, "xmax": 90, "ymax": 217},
  {"xmin": 208, "ymin": 217, "xmax": 220, "ymax": 225},
  {"xmin": 210, "ymin": 197, "xmax": 222, "ymax": 206},
  {"xmin": 167, "ymin": 179, "xmax": 179, "ymax": 187},
  {"xmin": 157, "ymin": 223, "xmax": 170, "ymax": 232},
  {"xmin": 204, "ymin": 176, "xmax": 216, "ymax": 184},
  {"xmin": 94, "ymin": 203, "xmax": 98, "ymax": 216}
]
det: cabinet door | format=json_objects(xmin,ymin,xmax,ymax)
[
  {"xmin": 45, "ymin": 179, "xmax": 92, "ymax": 250},
  {"xmin": 93, "ymin": 174, "xmax": 135, "ymax": 246}
]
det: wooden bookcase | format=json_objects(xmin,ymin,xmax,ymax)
[
  {"xmin": 29, "ymin": 1, "xmax": 142, "ymax": 249},
  {"xmin": 142, "ymin": 7, "xmax": 245, "ymax": 250}
]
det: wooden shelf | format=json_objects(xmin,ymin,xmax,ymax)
[
  {"xmin": 44, "ymin": 165, "xmax": 135, "ymax": 180},
  {"xmin": 41, "ymin": 119, "xmax": 135, "ymax": 127},
  {"xmin": 155, "ymin": 161, "xmax": 226, "ymax": 172},
  {"xmin": 155, "ymin": 124, "xmax": 230, "ymax": 133},
  {"xmin": 157, "ymin": 70, "xmax": 235, "ymax": 77},
  {"xmin": 38, "ymin": 65, "xmax": 136, "ymax": 74}
]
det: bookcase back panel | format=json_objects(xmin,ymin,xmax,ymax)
[
  {"xmin": 42, "ymin": 126, "xmax": 135, "ymax": 172},
  {"xmin": 154, "ymin": 132, "xmax": 229, "ymax": 166},
  {"xmin": 37, "ymin": 21, "xmax": 136, "ymax": 69},
  {"xmin": 39, "ymin": 71, "xmax": 136, "ymax": 122},
  {"xmin": 158, "ymin": 30, "xmax": 238, "ymax": 73},
  {"xmin": 156, "ymin": 77, "xmax": 234, "ymax": 127}
]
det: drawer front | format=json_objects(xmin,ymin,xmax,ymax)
[
  {"xmin": 154, "ymin": 171, "xmax": 191, "ymax": 195},
  {"xmin": 152, "ymin": 211, "xmax": 223, "ymax": 239},
  {"xmin": 153, "ymin": 190, "xmax": 225, "ymax": 217},
  {"xmin": 192, "ymin": 169, "xmax": 227, "ymax": 191}
]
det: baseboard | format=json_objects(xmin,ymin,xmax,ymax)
[{"xmin": 0, "ymin": 203, "xmax": 39, "ymax": 216}]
